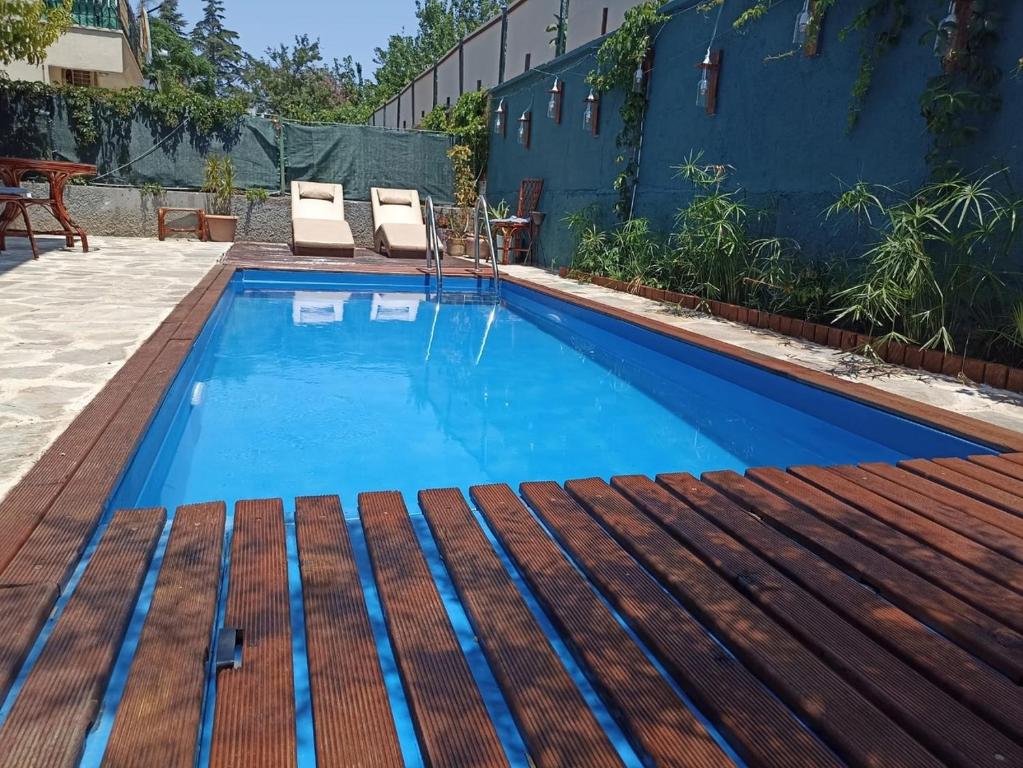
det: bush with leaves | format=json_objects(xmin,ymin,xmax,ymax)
[
  {"xmin": 0, "ymin": 0, "xmax": 71, "ymax": 67},
  {"xmin": 828, "ymin": 170, "xmax": 1022, "ymax": 357}
]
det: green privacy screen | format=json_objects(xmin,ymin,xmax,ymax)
[
  {"xmin": 0, "ymin": 96, "xmax": 454, "ymax": 202},
  {"xmin": 283, "ymin": 121, "xmax": 454, "ymax": 202}
]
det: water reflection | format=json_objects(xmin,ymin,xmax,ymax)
[
  {"xmin": 372, "ymin": 293, "xmax": 423, "ymax": 322},
  {"xmin": 292, "ymin": 291, "xmax": 351, "ymax": 325}
]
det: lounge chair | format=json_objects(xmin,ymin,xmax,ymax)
[
  {"xmin": 291, "ymin": 181, "xmax": 355, "ymax": 258},
  {"xmin": 371, "ymin": 187, "xmax": 434, "ymax": 258}
]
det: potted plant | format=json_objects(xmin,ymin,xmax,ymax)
[
  {"xmin": 202, "ymin": 155, "xmax": 238, "ymax": 242},
  {"xmin": 446, "ymin": 209, "xmax": 470, "ymax": 257},
  {"xmin": 446, "ymin": 144, "xmax": 477, "ymax": 258}
]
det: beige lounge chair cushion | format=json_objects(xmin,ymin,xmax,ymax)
[
  {"xmin": 296, "ymin": 181, "xmax": 337, "ymax": 201},
  {"xmin": 293, "ymin": 217, "xmax": 355, "ymax": 248},
  {"xmin": 371, "ymin": 187, "xmax": 423, "ymax": 230},
  {"xmin": 292, "ymin": 181, "xmax": 345, "ymax": 223},
  {"xmin": 378, "ymin": 222, "xmax": 428, "ymax": 252}
]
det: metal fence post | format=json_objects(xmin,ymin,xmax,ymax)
[
  {"xmin": 498, "ymin": 2, "xmax": 508, "ymax": 84},
  {"xmin": 275, "ymin": 117, "xmax": 285, "ymax": 194}
]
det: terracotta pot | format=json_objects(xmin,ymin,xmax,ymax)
[
  {"xmin": 206, "ymin": 215, "xmax": 238, "ymax": 242},
  {"xmin": 447, "ymin": 236, "xmax": 467, "ymax": 257}
]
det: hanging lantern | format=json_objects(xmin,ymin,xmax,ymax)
[
  {"xmin": 582, "ymin": 89, "xmax": 600, "ymax": 135},
  {"xmin": 793, "ymin": 0, "xmax": 812, "ymax": 46},
  {"xmin": 517, "ymin": 110, "xmax": 531, "ymax": 148},
  {"xmin": 494, "ymin": 99, "xmax": 506, "ymax": 136},
  {"xmin": 696, "ymin": 51, "xmax": 711, "ymax": 107},
  {"xmin": 933, "ymin": 1, "xmax": 958, "ymax": 61},
  {"xmin": 695, "ymin": 50, "xmax": 721, "ymax": 115},
  {"xmin": 547, "ymin": 78, "xmax": 562, "ymax": 123},
  {"xmin": 632, "ymin": 62, "xmax": 646, "ymax": 93}
]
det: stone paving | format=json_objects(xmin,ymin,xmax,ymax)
[
  {"xmin": 503, "ymin": 265, "xmax": 1023, "ymax": 435},
  {"xmin": 0, "ymin": 236, "xmax": 226, "ymax": 499}
]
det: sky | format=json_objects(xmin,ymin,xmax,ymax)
[{"xmin": 170, "ymin": 0, "xmax": 420, "ymax": 74}]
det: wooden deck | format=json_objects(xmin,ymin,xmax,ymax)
[
  {"xmin": 0, "ymin": 459, "xmax": 1021, "ymax": 765},
  {"xmin": 0, "ymin": 262, "xmax": 1022, "ymax": 765}
]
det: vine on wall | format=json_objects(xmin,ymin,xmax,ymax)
[
  {"xmin": 586, "ymin": 1, "xmax": 667, "ymax": 220},
  {"xmin": 0, "ymin": 79, "xmax": 248, "ymax": 150},
  {"xmin": 731, "ymin": 0, "xmax": 1005, "ymax": 174}
]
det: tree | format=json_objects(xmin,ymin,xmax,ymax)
[
  {"xmin": 241, "ymin": 35, "xmax": 371, "ymax": 123},
  {"xmin": 146, "ymin": 15, "xmax": 215, "ymax": 95},
  {"xmin": 190, "ymin": 0, "xmax": 242, "ymax": 95},
  {"xmin": 0, "ymin": 0, "xmax": 72, "ymax": 67},
  {"xmin": 369, "ymin": 0, "xmax": 500, "ymax": 107},
  {"xmin": 157, "ymin": 0, "xmax": 187, "ymax": 37}
]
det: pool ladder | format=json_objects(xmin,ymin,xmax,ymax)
[
  {"xmin": 472, "ymin": 196, "xmax": 500, "ymax": 283},
  {"xmin": 424, "ymin": 195, "xmax": 501, "ymax": 292}
]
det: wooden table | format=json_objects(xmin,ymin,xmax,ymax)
[
  {"xmin": 158, "ymin": 207, "xmax": 206, "ymax": 241},
  {"xmin": 0, "ymin": 157, "xmax": 96, "ymax": 253}
]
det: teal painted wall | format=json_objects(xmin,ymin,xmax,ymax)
[{"xmin": 487, "ymin": 0, "xmax": 1023, "ymax": 267}]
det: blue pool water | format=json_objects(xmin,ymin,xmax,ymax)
[{"xmin": 110, "ymin": 270, "xmax": 991, "ymax": 514}]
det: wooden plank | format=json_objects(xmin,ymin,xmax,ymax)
[
  {"xmin": 515, "ymin": 481, "xmax": 841, "ymax": 768},
  {"xmin": 359, "ymin": 491, "xmax": 508, "ymax": 768},
  {"xmin": 209, "ymin": 499, "xmax": 296, "ymax": 768},
  {"xmin": 935, "ymin": 456, "xmax": 1023, "ymax": 500},
  {"xmin": 612, "ymin": 474, "xmax": 1022, "ymax": 766},
  {"xmin": 702, "ymin": 469, "xmax": 1023, "ymax": 681},
  {"xmin": 0, "ymin": 584, "xmax": 60, "ymax": 702},
  {"xmin": 469, "ymin": 484, "xmax": 733, "ymax": 768},
  {"xmin": 0, "ymin": 508, "xmax": 164, "ymax": 768},
  {"xmin": 657, "ymin": 470, "xmax": 1023, "ymax": 744},
  {"xmin": 171, "ymin": 267, "xmax": 235, "ymax": 341},
  {"xmin": 103, "ymin": 502, "xmax": 226, "ymax": 768},
  {"xmin": 757, "ymin": 467, "xmax": 1023, "ymax": 633},
  {"xmin": 861, "ymin": 462, "xmax": 1023, "ymax": 542},
  {"xmin": 901, "ymin": 458, "xmax": 1023, "ymax": 518},
  {"xmin": 294, "ymin": 495, "xmax": 403, "ymax": 768},
  {"xmin": 834, "ymin": 464, "xmax": 1023, "ymax": 561},
  {"xmin": 419, "ymin": 488, "xmax": 625, "ymax": 768},
  {"xmin": 563, "ymin": 478, "xmax": 940, "ymax": 768},
  {"xmin": 794, "ymin": 465, "xmax": 1023, "ymax": 591},
  {"xmin": 973, "ymin": 454, "xmax": 1023, "ymax": 483}
]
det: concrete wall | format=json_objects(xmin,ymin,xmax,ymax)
[
  {"xmin": 437, "ymin": 49, "xmax": 461, "ymax": 108},
  {"xmin": 377, "ymin": 0, "xmax": 644, "ymax": 128},
  {"xmin": 566, "ymin": 0, "xmax": 635, "ymax": 50},
  {"xmin": 398, "ymin": 86, "xmax": 413, "ymax": 130},
  {"xmin": 413, "ymin": 69, "xmax": 434, "ymax": 123},
  {"xmin": 20, "ymin": 183, "xmax": 377, "ymax": 247},
  {"xmin": 18, "ymin": 183, "xmax": 459, "ymax": 249},
  {"xmin": 462, "ymin": 19, "xmax": 503, "ymax": 94},
  {"xmin": 505, "ymin": 0, "xmax": 561, "ymax": 79},
  {"xmin": 487, "ymin": 0, "xmax": 1023, "ymax": 267}
]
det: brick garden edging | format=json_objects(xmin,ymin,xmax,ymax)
[{"xmin": 559, "ymin": 268, "xmax": 1023, "ymax": 394}]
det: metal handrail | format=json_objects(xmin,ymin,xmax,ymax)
[
  {"xmin": 424, "ymin": 196, "xmax": 443, "ymax": 290},
  {"xmin": 473, "ymin": 196, "xmax": 500, "ymax": 283}
]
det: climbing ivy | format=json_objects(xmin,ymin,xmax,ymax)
[
  {"xmin": 586, "ymin": 1, "xmax": 667, "ymax": 220},
  {"xmin": 730, "ymin": 0, "xmax": 1004, "ymax": 174},
  {"xmin": 0, "ymin": 79, "xmax": 248, "ymax": 150}
]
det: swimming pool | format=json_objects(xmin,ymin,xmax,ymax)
[{"xmin": 109, "ymin": 269, "xmax": 993, "ymax": 514}]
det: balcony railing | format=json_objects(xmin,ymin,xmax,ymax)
[{"xmin": 46, "ymin": 0, "xmax": 143, "ymax": 63}]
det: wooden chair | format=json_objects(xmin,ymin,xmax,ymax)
[
  {"xmin": 493, "ymin": 178, "xmax": 543, "ymax": 265},
  {"xmin": 0, "ymin": 190, "xmax": 39, "ymax": 259}
]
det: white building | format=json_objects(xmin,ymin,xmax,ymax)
[{"xmin": 2, "ymin": 0, "xmax": 149, "ymax": 89}]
